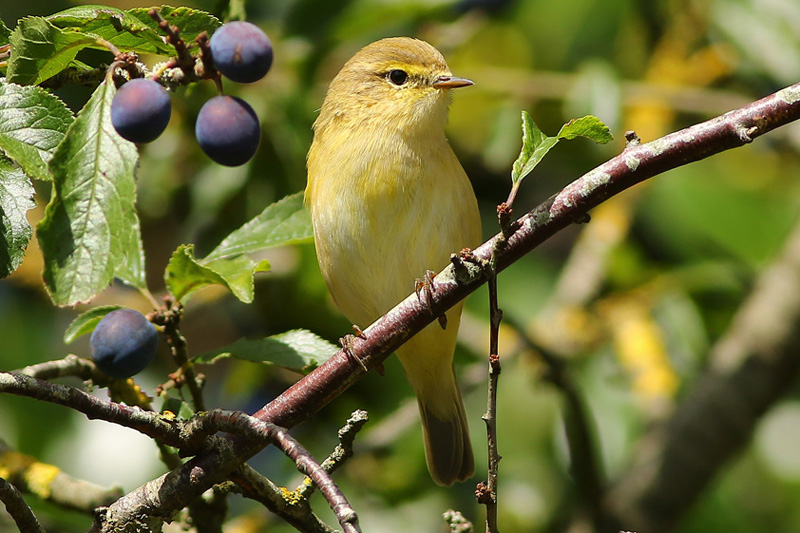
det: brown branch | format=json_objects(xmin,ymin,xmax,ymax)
[
  {"xmin": 605, "ymin": 215, "xmax": 800, "ymax": 532},
  {"xmin": 93, "ymin": 81, "xmax": 800, "ymax": 529},
  {"xmin": 0, "ymin": 476, "xmax": 44, "ymax": 533},
  {"xmin": 479, "ymin": 265, "xmax": 502, "ymax": 532},
  {"xmin": 295, "ymin": 409, "xmax": 369, "ymax": 499},
  {"xmin": 232, "ymin": 464, "xmax": 335, "ymax": 533}
]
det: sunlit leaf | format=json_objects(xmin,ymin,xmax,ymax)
[
  {"xmin": 37, "ymin": 80, "xmax": 141, "ymax": 306},
  {"xmin": 0, "ymin": 79, "xmax": 74, "ymax": 181},
  {"xmin": 557, "ymin": 115, "xmax": 613, "ymax": 143},
  {"xmin": 165, "ymin": 244, "xmax": 270, "ymax": 304},
  {"xmin": 7, "ymin": 17, "xmax": 99, "ymax": 85}
]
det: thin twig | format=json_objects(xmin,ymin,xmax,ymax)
[
  {"xmin": 232, "ymin": 465, "xmax": 334, "ymax": 533},
  {"xmin": 154, "ymin": 299, "xmax": 206, "ymax": 412},
  {"xmin": 187, "ymin": 410, "xmax": 361, "ymax": 533},
  {"xmin": 0, "ymin": 477, "xmax": 44, "ymax": 533},
  {"xmin": 480, "ymin": 270, "xmax": 502, "ymax": 532},
  {"xmin": 296, "ymin": 410, "xmax": 369, "ymax": 499}
]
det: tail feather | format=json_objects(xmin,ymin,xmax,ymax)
[{"xmin": 419, "ymin": 376, "xmax": 474, "ymax": 486}]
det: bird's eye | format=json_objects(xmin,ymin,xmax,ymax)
[{"xmin": 387, "ymin": 69, "xmax": 409, "ymax": 86}]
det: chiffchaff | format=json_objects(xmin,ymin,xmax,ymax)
[{"xmin": 305, "ymin": 37, "xmax": 481, "ymax": 486}]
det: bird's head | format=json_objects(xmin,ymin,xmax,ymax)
[{"xmin": 315, "ymin": 37, "xmax": 472, "ymax": 135}]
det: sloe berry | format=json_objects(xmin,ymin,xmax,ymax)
[
  {"xmin": 209, "ymin": 22, "xmax": 273, "ymax": 84},
  {"xmin": 195, "ymin": 95, "xmax": 260, "ymax": 166},
  {"xmin": 90, "ymin": 308, "xmax": 158, "ymax": 379},
  {"xmin": 111, "ymin": 78, "xmax": 172, "ymax": 143}
]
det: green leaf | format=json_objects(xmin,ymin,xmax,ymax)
[
  {"xmin": 510, "ymin": 112, "xmax": 614, "ymax": 191},
  {"xmin": 0, "ymin": 18, "xmax": 11, "ymax": 46},
  {"xmin": 47, "ymin": 5, "xmax": 221, "ymax": 56},
  {"xmin": 63, "ymin": 305, "xmax": 122, "ymax": 344},
  {"xmin": 205, "ymin": 191, "xmax": 313, "ymax": 262},
  {"xmin": 125, "ymin": 6, "xmax": 222, "ymax": 47},
  {"xmin": 0, "ymin": 79, "xmax": 74, "ymax": 181},
  {"xmin": 7, "ymin": 17, "xmax": 100, "ymax": 85},
  {"xmin": 511, "ymin": 111, "xmax": 559, "ymax": 187},
  {"xmin": 194, "ymin": 329, "xmax": 339, "ymax": 374},
  {"xmin": 556, "ymin": 115, "xmax": 613, "ymax": 144},
  {"xmin": 0, "ymin": 157, "xmax": 35, "ymax": 277},
  {"xmin": 165, "ymin": 244, "xmax": 270, "ymax": 304},
  {"xmin": 37, "ymin": 80, "xmax": 142, "ymax": 306}
]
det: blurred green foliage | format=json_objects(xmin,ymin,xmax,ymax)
[{"xmin": 2, "ymin": 0, "xmax": 800, "ymax": 531}]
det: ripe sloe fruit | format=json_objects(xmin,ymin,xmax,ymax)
[
  {"xmin": 195, "ymin": 95, "xmax": 260, "ymax": 166},
  {"xmin": 90, "ymin": 308, "xmax": 158, "ymax": 379},
  {"xmin": 111, "ymin": 78, "xmax": 172, "ymax": 143},
  {"xmin": 209, "ymin": 22, "xmax": 273, "ymax": 84}
]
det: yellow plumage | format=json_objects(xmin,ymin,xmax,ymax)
[{"xmin": 305, "ymin": 37, "xmax": 481, "ymax": 485}]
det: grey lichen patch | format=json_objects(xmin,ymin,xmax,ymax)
[
  {"xmin": 581, "ymin": 168, "xmax": 612, "ymax": 193},
  {"xmin": 625, "ymin": 153, "xmax": 641, "ymax": 171},
  {"xmin": 777, "ymin": 85, "xmax": 800, "ymax": 105},
  {"xmin": 644, "ymin": 138, "xmax": 669, "ymax": 157}
]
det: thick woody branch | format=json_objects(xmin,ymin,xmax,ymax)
[{"xmin": 98, "ymin": 82, "xmax": 800, "ymax": 528}]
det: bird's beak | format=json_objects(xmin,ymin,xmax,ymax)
[{"xmin": 433, "ymin": 75, "xmax": 474, "ymax": 89}]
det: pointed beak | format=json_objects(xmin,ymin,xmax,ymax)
[{"xmin": 433, "ymin": 75, "xmax": 474, "ymax": 89}]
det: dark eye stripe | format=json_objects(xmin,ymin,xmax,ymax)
[{"xmin": 387, "ymin": 69, "xmax": 409, "ymax": 86}]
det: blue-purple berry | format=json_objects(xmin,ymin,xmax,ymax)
[
  {"xmin": 210, "ymin": 21, "xmax": 273, "ymax": 84},
  {"xmin": 90, "ymin": 309, "xmax": 158, "ymax": 379},
  {"xmin": 111, "ymin": 78, "xmax": 171, "ymax": 143},
  {"xmin": 195, "ymin": 95, "xmax": 260, "ymax": 166}
]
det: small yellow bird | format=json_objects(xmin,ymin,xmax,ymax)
[{"xmin": 305, "ymin": 37, "xmax": 481, "ymax": 485}]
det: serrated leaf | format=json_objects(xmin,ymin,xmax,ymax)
[
  {"xmin": 511, "ymin": 110, "xmax": 559, "ymax": 186},
  {"xmin": 0, "ymin": 79, "xmax": 74, "ymax": 181},
  {"xmin": 165, "ymin": 244, "xmax": 270, "ymax": 304},
  {"xmin": 557, "ymin": 115, "xmax": 613, "ymax": 144},
  {"xmin": 7, "ymin": 17, "xmax": 100, "ymax": 85},
  {"xmin": 0, "ymin": 157, "xmax": 35, "ymax": 277},
  {"xmin": 47, "ymin": 5, "xmax": 220, "ymax": 56},
  {"xmin": 205, "ymin": 191, "xmax": 313, "ymax": 262},
  {"xmin": 37, "ymin": 80, "xmax": 142, "ymax": 306},
  {"xmin": 194, "ymin": 329, "xmax": 339, "ymax": 374},
  {"xmin": 0, "ymin": 18, "xmax": 11, "ymax": 46},
  {"xmin": 63, "ymin": 305, "xmax": 122, "ymax": 344},
  {"xmin": 125, "ymin": 6, "xmax": 221, "ymax": 47}
]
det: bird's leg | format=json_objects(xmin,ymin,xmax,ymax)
[
  {"xmin": 339, "ymin": 331, "xmax": 368, "ymax": 372},
  {"xmin": 415, "ymin": 270, "xmax": 447, "ymax": 330},
  {"xmin": 351, "ymin": 324, "xmax": 367, "ymax": 339}
]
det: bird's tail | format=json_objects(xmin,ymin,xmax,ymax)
[
  {"xmin": 417, "ymin": 368, "xmax": 474, "ymax": 486},
  {"xmin": 397, "ymin": 319, "xmax": 474, "ymax": 486}
]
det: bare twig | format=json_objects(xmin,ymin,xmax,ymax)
[
  {"xmin": 17, "ymin": 354, "xmax": 107, "ymax": 383},
  {"xmin": 0, "ymin": 477, "xmax": 44, "ymax": 533},
  {"xmin": 153, "ymin": 299, "xmax": 206, "ymax": 412},
  {"xmin": 232, "ymin": 464, "xmax": 334, "ymax": 533},
  {"xmin": 91, "ymin": 81, "xmax": 800, "ymax": 530},
  {"xmin": 185, "ymin": 410, "xmax": 360, "ymax": 533},
  {"xmin": 480, "ymin": 271, "xmax": 502, "ymax": 533},
  {"xmin": 296, "ymin": 409, "xmax": 369, "ymax": 498}
]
